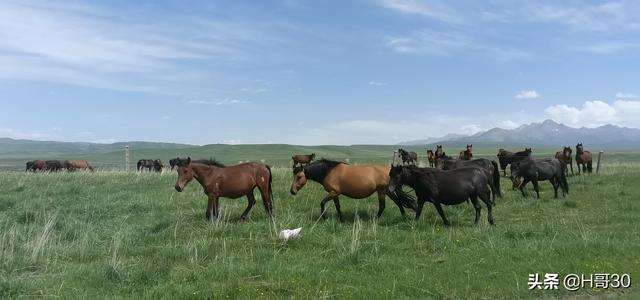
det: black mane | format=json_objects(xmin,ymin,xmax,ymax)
[
  {"xmin": 300, "ymin": 159, "xmax": 345, "ymax": 182},
  {"xmin": 193, "ymin": 158, "xmax": 226, "ymax": 167}
]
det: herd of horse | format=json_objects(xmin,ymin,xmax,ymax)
[
  {"xmin": 170, "ymin": 143, "xmax": 593, "ymax": 226},
  {"xmin": 25, "ymin": 159, "xmax": 94, "ymax": 172}
]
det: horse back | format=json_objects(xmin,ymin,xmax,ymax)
[{"xmin": 322, "ymin": 164, "xmax": 388, "ymax": 198}]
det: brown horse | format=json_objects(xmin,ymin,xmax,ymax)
[
  {"xmin": 174, "ymin": 157, "xmax": 273, "ymax": 220},
  {"xmin": 459, "ymin": 144, "xmax": 473, "ymax": 160},
  {"xmin": 290, "ymin": 159, "xmax": 415, "ymax": 222},
  {"xmin": 555, "ymin": 146, "xmax": 573, "ymax": 175},
  {"xmin": 426, "ymin": 150, "xmax": 435, "ymax": 167},
  {"xmin": 435, "ymin": 145, "xmax": 444, "ymax": 159},
  {"xmin": 292, "ymin": 153, "xmax": 315, "ymax": 166},
  {"xmin": 28, "ymin": 160, "xmax": 46, "ymax": 172},
  {"xmin": 64, "ymin": 160, "xmax": 95, "ymax": 172},
  {"xmin": 575, "ymin": 143, "xmax": 593, "ymax": 174}
]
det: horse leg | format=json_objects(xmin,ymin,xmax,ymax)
[
  {"xmin": 206, "ymin": 195, "xmax": 219, "ymax": 220},
  {"xmin": 385, "ymin": 191, "xmax": 406, "ymax": 217},
  {"xmin": 257, "ymin": 182, "xmax": 273, "ymax": 219},
  {"xmin": 376, "ymin": 190, "xmax": 386, "ymax": 219},
  {"xmin": 532, "ymin": 180, "xmax": 540, "ymax": 199},
  {"xmin": 333, "ymin": 197, "xmax": 344, "ymax": 222},
  {"xmin": 569, "ymin": 161, "xmax": 574, "ymax": 175},
  {"xmin": 415, "ymin": 199, "xmax": 426, "ymax": 221},
  {"xmin": 551, "ymin": 178, "xmax": 559, "ymax": 199},
  {"xmin": 519, "ymin": 179, "xmax": 530, "ymax": 198},
  {"xmin": 433, "ymin": 201, "xmax": 450, "ymax": 226},
  {"xmin": 319, "ymin": 195, "xmax": 332, "ymax": 220},
  {"xmin": 478, "ymin": 191, "xmax": 494, "ymax": 225},
  {"xmin": 240, "ymin": 190, "xmax": 256, "ymax": 221},
  {"xmin": 470, "ymin": 196, "xmax": 481, "ymax": 225}
]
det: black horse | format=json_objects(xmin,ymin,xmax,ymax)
[
  {"xmin": 25, "ymin": 161, "xmax": 34, "ymax": 172},
  {"xmin": 169, "ymin": 158, "xmax": 179, "ymax": 170},
  {"xmin": 388, "ymin": 165, "xmax": 494, "ymax": 226},
  {"xmin": 45, "ymin": 160, "xmax": 63, "ymax": 172},
  {"xmin": 437, "ymin": 158, "xmax": 502, "ymax": 200},
  {"xmin": 510, "ymin": 158, "xmax": 568, "ymax": 199},
  {"xmin": 496, "ymin": 148, "xmax": 532, "ymax": 176},
  {"xmin": 398, "ymin": 148, "xmax": 418, "ymax": 165},
  {"xmin": 137, "ymin": 159, "xmax": 163, "ymax": 172}
]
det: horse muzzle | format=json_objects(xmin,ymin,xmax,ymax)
[
  {"xmin": 174, "ymin": 185, "xmax": 183, "ymax": 192},
  {"xmin": 290, "ymin": 189, "xmax": 297, "ymax": 195}
]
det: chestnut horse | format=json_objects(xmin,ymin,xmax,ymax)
[
  {"xmin": 290, "ymin": 159, "xmax": 415, "ymax": 222},
  {"xmin": 64, "ymin": 160, "xmax": 95, "ymax": 172},
  {"xmin": 174, "ymin": 157, "xmax": 273, "ymax": 220},
  {"xmin": 459, "ymin": 144, "xmax": 473, "ymax": 160},
  {"xmin": 426, "ymin": 150, "xmax": 435, "ymax": 167},
  {"xmin": 292, "ymin": 153, "xmax": 315, "ymax": 166},
  {"xmin": 575, "ymin": 143, "xmax": 593, "ymax": 174},
  {"xmin": 555, "ymin": 146, "xmax": 573, "ymax": 175}
]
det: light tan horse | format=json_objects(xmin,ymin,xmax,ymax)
[
  {"xmin": 174, "ymin": 157, "xmax": 273, "ymax": 221},
  {"xmin": 64, "ymin": 160, "xmax": 95, "ymax": 172},
  {"xmin": 290, "ymin": 159, "xmax": 415, "ymax": 222}
]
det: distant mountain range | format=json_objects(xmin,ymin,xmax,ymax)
[{"xmin": 400, "ymin": 119, "xmax": 640, "ymax": 149}]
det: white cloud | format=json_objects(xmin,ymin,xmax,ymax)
[
  {"xmin": 497, "ymin": 120, "xmax": 520, "ymax": 129},
  {"xmin": 379, "ymin": 0, "xmax": 459, "ymax": 23},
  {"xmin": 527, "ymin": 2, "xmax": 640, "ymax": 32},
  {"xmin": 515, "ymin": 90, "xmax": 540, "ymax": 99},
  {"xmin": 386, "ymin": 29, "xmax": 529, "ymax": 60},
  {"xmin": 616, "ymin": 92, "xmax": 637, "ymax": 99},
  {"xmin": 187, "ymin": 99, "xmax": 252, "ymax": 105},
  {"xmin": 544, "ymin": 100, "xmax": 640, "ymax": 128},
  {"xmin": 368, "ymin": 81, "xmax": 387, "ymax": 86}
]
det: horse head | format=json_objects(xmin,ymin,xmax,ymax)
[
  {"xmin": 174, "ymin": 157, "xmax": 193, "ymax": 192},
  {"xmin": 290, "ymin": 164, "xmax": 307, "ymax": 195}
]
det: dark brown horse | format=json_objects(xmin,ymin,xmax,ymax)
[
  {"xmin": 398, "ymin": 148, "xmax": 418, "ymax": 165},
  {"xmin": 496, "ymin": 148, "xmax": 531, "ymax": 176},
  {"xmin": 458, "ymin": 144, "xmax": 473, "ymax": 160},
  {"xmin": 426, "ymin": 150, "xmax": 435, "ymax": 167},
  {"xmin": 292, "ymin": 153, "xmax": 315, "ymax": 166},
  {"xmin": 45, "ymin": 160, "xmax": 63, "ymax": 172},
  {"xmin": 555, "ymin": 146, "xmax": 573, "ymax": 175},
  {"xmin": 137, "ymin": 159, "xmax": 163, "ymax": 172},
  {"xmin": 575, "ymin": 143, "xmax": 593, "ymax": 174},
  {"xmin": 290, "ymin": 159, "xmax": 415, "ymax": 222},
  {"xmin": 435, "ymin": 145, "xmax": 444, "ymax": 159},
  {"xmin": 174, "ymin": 157, "xmax": 273, "ymax": 221},
  {"xmin": 28, "ymin": 160, "xmax": 46, "ymax": 172},
  {"xmin": 63, "ymin": 160, "xmax": 95, "ymax": 172}
]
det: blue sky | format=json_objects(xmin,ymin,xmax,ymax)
[{"xmin": 1, "ymin": 0, "xmax": 640, "ymax": 145}]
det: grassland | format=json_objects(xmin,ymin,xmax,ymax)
[{"xmin": 1, "ymin": 158, "xmax": 639, "ymax": 298}]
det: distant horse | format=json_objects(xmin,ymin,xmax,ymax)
[
  {"xmin": 555, "ymin": 146, "xmax": 573, "ymax": 175},
  {"xmin": 426, "ymin": 150, "xmax": 435, "ymax": 167},
  {"xmin": 510, "ymin": 158, "xmax": 568, "ymax": 198},
  {"xmin": 388, "ymin": 165, "xmax": 494, "ymax": 226},
  {"xmin": 575, "ymin": 143, "xmax": 593, "ymax": 174},
  {"xmin": 496, "ymin": 148, "xmax": 532, "ymax": 176},
  {"xmin": 45, "ymin": 160, "xmax": 63, "ymax": 172},
  {"xmin": 29, "ymin": 160, "xmax": 46, "ymax": 172},
  {"xmin": 438, "ymin": 158, "xmax": 502, "ymax": 200},
  {"xmin": 459, "ymin": 144, "xmax": 473, "ymax": 160},
  {"xmin": 153, "ymin": 159, "xmax": 164, "ymax": 172},
  {"xmin": 174, "ymin": 157, "xmax": 273, "ymax": 221},
  {"xmin": 25, "ymin": 161, "xmax": 34, "ymax": 172},
  {"xmin": 290, "ymin": 159, "xmax": 416, "ymax": 222},
  {"xmin": 398, "ymin": 148, "xmax": 418, "ymax": 165},
  {"xmin": 137, "ymin": 159, "xmax": 163, "ymax": 172},
  {"xmin": 292, "ymin": 153, "xmax": 315, "ymax": 166},
  {"xmin": 435, "ymin": 145, "xmax": 444, "ymax": 159},
  {"xmin": 64, "ymin": 160, "xmax": 95, "ymax": 172},
  {"xmin": 169, "ymin": 158, "xmax": 179, "ymax": 170}
]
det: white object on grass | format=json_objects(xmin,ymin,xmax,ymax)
[{"xmin": 279, "ymin": 227, "xmax": 302, "ymax": 241}]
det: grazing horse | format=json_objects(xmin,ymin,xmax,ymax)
[
  {"xmin": 64, "ymin": 160, "xmax": 95, "ymax": 172},
  {"xmin": 458, "ymin": 144, "xmax": 473, "ymax": 160},
  {"xmin": 510, "ymin": 158, "xmax": 568, "ymax": 199},
  {"xmin": 398, "ymin": 148, "xmax": 418, "ymax": 165},
  {"xmin": 292, "ymin": 153, "xmax": 315, "ymax": 166},
  {"xmin": 426, "ymin": 150, "xmax": 435, "ymax": 167},
  {"xmin": 438, "ymin": 158, "xmax": 502, "ymax": 200},
  {"xmin": 29, "ymin": 160, "xmax": 46, "ymax": 172},
  {"xmin": 575, "ymin": 143, "xmax": 593, "ymax": 174},
  {"xmin": 496, "ymin": 148, "xmax": 532, "ymax": 176},
  {"xmin": 555, "ymin": 146, "xmax": 573, "ymax": 175},
  {"xmin": 45, "ymin": 160, "xmax": 63, "ymax": 172},
  {"xmin": 290, "ymin": 159, "xmax": 416, "ymax": 222},
  {"xmin": 174, "ymin": 157, "xmax": 273, "ymax": 221},
  {"xmin": 388, "ymin": 165, "xmax": 494, "ymax": 226},
  {"xmin": 25, "ymin": 161, "xmax": 34, "ymax": 172}
]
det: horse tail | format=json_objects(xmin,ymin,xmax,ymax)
[
  {"xmin": 266, "ymin": 164, "xmax": 274, "ymax": 208},
  {"xmin": 560, "ymin": 163, "xmax": 569, "ymax": 194},
  {"xmin": 391, "ymin": 188, "xmax": 417, "ymax": 211},
  {"xmin": 491, "ymin": 160, "xmax": 502, "ymax": 198}
]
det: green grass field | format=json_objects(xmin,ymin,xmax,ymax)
[{"xmin": 1, "ymin": 159, "xmax": 639, "ymax": 298}]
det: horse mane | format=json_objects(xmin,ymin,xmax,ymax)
[
  {"xmin": 301, "ymin": 158, "xmax": 345, "ymax": 182},
  {"xmin": 193, "ymin": 158, "xmax": 226, "ymax": 167}
]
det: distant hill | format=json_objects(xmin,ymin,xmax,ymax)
[{"xmin": 401, "ymin": 120, "xmax": 640, "ymax": 149}]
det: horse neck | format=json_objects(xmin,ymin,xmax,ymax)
[{"xmin": 190, "ymin": 164, "xmax": 217, "ymax": 187}]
